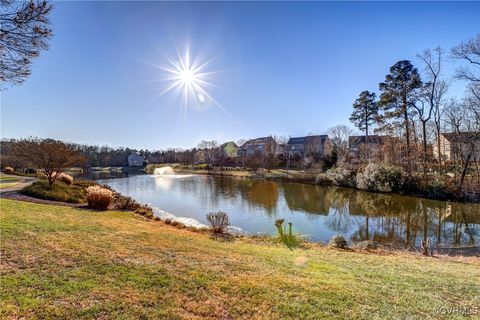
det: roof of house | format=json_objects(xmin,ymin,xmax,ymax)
[
  {"xmin": 287, "ymin": 135, "xmax": 328, "ymax": 145},
  {"xmin": 220, "ymin": 141, "xmax": 238, "ymax": 148},
  {"xmin": 349, "ymin": 135, "xmax": 384, "ymax": 144},
  {"xmin": 442, "ymin": 131, "xmax": 480, "ymax": 142},
  {"xmin": 128, "ymin": 152, "xmax": 143, "ymax": 159},
  {"xmin": 240, "ymin": 136, "xmax": 275, "ymax": 147}
]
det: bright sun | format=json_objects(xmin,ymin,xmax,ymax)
[
  {"xmin": 179, "ymin": 68, "xmax": 196, "ymax": 85},
  {"xmin": 154, "ymin": 45, "xmax": 224, "ymax": 111}
]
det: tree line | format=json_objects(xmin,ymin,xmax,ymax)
[{"xmin": 345, "ymin": 34, "xmax": 480, "ymax": 191}]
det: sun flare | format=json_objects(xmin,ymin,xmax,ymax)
[{"xmin": 153, "ymin": 46, "xmax": 224, "ymax": 113}]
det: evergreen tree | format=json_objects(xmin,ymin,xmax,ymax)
[
  {"xmin": 349, "ymin": 91, "xmax": 379, "ymax": 159},
  {"xmin": 378, "ymin": 60, "xmax": 422, "ymax": 160}
]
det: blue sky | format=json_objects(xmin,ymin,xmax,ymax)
[{"xmin": 2, "ymin": 1, "xmax": 479, "ymax": 150}]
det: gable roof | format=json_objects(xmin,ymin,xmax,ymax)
[
  {"xmin": 287, "ymin": 135, "xmax": 328, "ymax": 145},
  {"xmin": 220, "ymin": 141, "xmax": 238, "ymax": 149},
  {"xmin": 240, "ymin": 136, "xmax": 276, "ymax": 147},
  {"xmin": 442, "ymin": 131, "xmax": 480, "ymax": 142}
]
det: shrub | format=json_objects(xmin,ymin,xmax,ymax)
[
  {"xmin": 164, "ymin": 218, "xmax": 172, "ymax": 225},
  {"xmin": 424, "ymin": 180, "xmax": 452, "ymax": 200},
  {"xmin": 206, "ymin": 211, "xmax": 230, "ymax": 234},
  {"xmin": 113, "ymin": 194, "xmax": 141, "ymax": 211},
  {"xmin": 86, "ymin": 186, "xmax": 113, "ymax": 210},
  {"xmin": 171, "ymin": 220, "xmax": 186, "ymax": 229},
  {"xmin": 134, "ymin": 205, "xmax": 154, "ymax": 219},
  {"xmin": 328, "ymin": 235, "xmax": 348, "ymax": 249},
  {"xmin": 58, "ymin": 173, "xmax": 74, "ymax": 186},
  {"xmin": 316, "ymin": 167, "xmax": 356, "ymax": 188},
  {"xmin": 3, "ymin": 167, "xmax": 14, "ymax": 174},
  {"xmin": 356, "ymin": 163, "xmax": 406, "ymax": 193},
  {"xmin": 353, "ymin": 240, "xmax": 378, "ymax": 250}
]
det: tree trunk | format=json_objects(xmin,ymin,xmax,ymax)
[
  {"xmin": 459, "ymin": 153, "xmax": 472, "ymax": 189},
  {"xmin": 365, "ymin": 118, "xmax": 369, "ymax": 160},
  {"xmin": 403, "ymin": 96, "xmax": 411, "ymax": 170}
]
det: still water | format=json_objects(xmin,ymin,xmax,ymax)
[{"xmin": 101, "ymin": 174, "xmax": 480, "ymax": 248}]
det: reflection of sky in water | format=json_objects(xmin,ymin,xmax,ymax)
[{"xmin": 101, "ymin": 175, "xmax": 480, "ymax": 247}]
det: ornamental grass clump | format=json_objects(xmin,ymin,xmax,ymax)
[
  {"xmin": 206, "ymin": 211, "xmax": 230, "ymax": 234},
  {"xmin": 86, "ymin": 186, "xmax": 113, "ymax": 210},
  {"xmin": 3, "ymin": 166, "xmax": 14, "ymax": 174},
  {"xmin": 58, "ymin": 173, "xmax": 74, "ymax": 186}
]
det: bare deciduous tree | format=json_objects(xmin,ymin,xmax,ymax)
[
  {"xmin": 451, "ymin": 33, "xmax": 480, "ymax": 83},
  {"xmin": 0, "ymin": 0, "xmax": 53, "ymax": 88},
  {"xmin": 444, "ymin": 98, "xmax": 480, "ymax": 189},
  {"xmin": 416, "ymin": 47, "xmax": 448, "ymax": 164},
  {"xmin": 12, "ymin": 138, "xmax": 85, "ymax": 185},
  {"xmin": 328, "ymin": 125, "xmax": 353, "ymax": 164}
]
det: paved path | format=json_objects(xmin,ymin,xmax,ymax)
[
  {"xmin": 0, "ymin": 175, "xmax": 84, "ymax": 207},
  {"xmin": 0, "ymin": 175, "xmax": 37, "ymax": 193}
]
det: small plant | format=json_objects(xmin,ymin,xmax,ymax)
[
  {"xmin": 206, "ymin": 211, "xmax": 230, "ymax": 234},
  {"xmin": 164, "ymin": 218, "xmax": 172, "ymax": 225},
  {"xmin": 170, "ymin": 220, "xmax": 186, "ymax": 229},
  {"xmin": 113, "ymin": 194, "xmax": 141, "ymax": 211},
  {"xmin": 353, "ymin": 240, "xmax": 378, "ymax": 250},
  {"xmin": 275, "ymin": 219, "xmax": 300, "ymax": 248},
  {"xmin": 328, "ymin": 235, "xmax": 348, "ymax": 249},
  {"xmin": 86, "ymin": 186, "xmax": 113, "ymax": 210},
  {"xmin": 421, "ymin": 237, "xmax": 434, "ymax": 257},
  {"xmin": 58, "ymin": 173, "xmax": 74, "ymax": 186},
  {"xmin": 3, "ymin": 166, "xmax": 14, "ymax": 174},
  {"xmin": 134, "ymin": 205, "xmax": 154, "ymax": 219}
]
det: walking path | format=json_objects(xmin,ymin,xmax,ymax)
[
  {"xmin": 0, "ymin": 175, "xmax": 36, "ymax": 193},
  {"xmin": 0, "ymin": 175, "xmax": 81, "ymax": 207}
]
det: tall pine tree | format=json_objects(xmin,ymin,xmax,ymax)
[
  {"xmin": 378, "ymin": 60, "xmax": 422, "ymax": 160},
  {"xmin": 350, "ymin": 90, "xmax": 379, "ymax": 159}
]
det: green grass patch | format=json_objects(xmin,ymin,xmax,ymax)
[
  {"xmin": 1, "ymin": 199, "xmax": 479, "ymax": 319},
  {"xmin": 20, "ymin": 180, "xmax": 94, "ymax": 203}
]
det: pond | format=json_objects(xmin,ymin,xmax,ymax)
[{"xmin": 100, "ymin": 174, "xmax": 480, "ymax": 249}]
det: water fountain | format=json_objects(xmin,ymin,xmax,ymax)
[{"xmin": 153, "ymin": 166, "xmax": 175, "ymax": 176}]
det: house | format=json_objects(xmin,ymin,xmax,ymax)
[
  {"xmin": 349, "ymin": 135, "xmax": 389, "ymax": 157},
  {"xmin": 238, "ymin": 137, "xmax": 279, "ymax": 157},
  {"xmin": 286, "ymin": 135, "xmax": 332, "ymax": 158},
  {"xmin": 194, "ymin": 150, "xmax": 207, "ymax": 164},
  {"xmin": 220, "ymin": 141, "xmax": 238, "ymax": 158},
  {"xmin": 128, "ymin": 152, "xmax": 144, "ymax": 167},
  {"xmin": 349, "ymin": 135, "xmax": 403, "ymax": 162},
  {"xmin": 433, "ymin": 132, "xmax": 480, "ymax": 162}
]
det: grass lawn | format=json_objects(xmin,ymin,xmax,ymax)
[
  {"xmin": 1, "ymin": 199, "xmax": 479, "ymax": 319},
  {"xmin": 20, "ymin": 180, "xmax": 94, "ymax": 203}
]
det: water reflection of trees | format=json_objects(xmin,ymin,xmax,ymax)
[
  {"xmin": 163, "ymin": 176, "xmax": 479, "ymax": 247},
  {"xmin": 210, "ymin": 177, "xmax": 280, "ymax": 215},
  {"xmin": 281, "ymin": 183, "xmax": 330, "ymax": 215},
  {"xmin": 347, "ymin": 190, "xmax": 479, "ymax": 247},
  {"xmin": 324, "ymin": 188, "xmax": 356, "ymax": 233}
]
